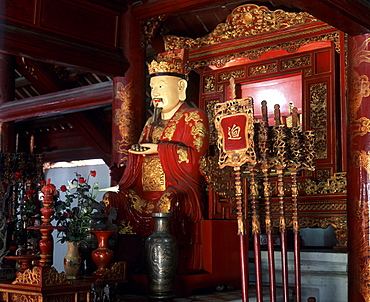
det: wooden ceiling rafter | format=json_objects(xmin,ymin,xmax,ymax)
[
  {"xmin": 14, "ymin": 56, "xmax": 67, "ymax": 95},
  {"xmin": 0, "ymin": 20, "xmax": 129, "ymax": 77}
]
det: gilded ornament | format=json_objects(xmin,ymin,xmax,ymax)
[
  {"xmin": 203, "ymin": 74, "xmax": 215, "ymax": 93},
  {"xmin": 10, "ymin": 294, "xmax": 39, "ymax": 302},
  {"xmin": 129, "ymin": 189, "xmax": 154, "ymax": 214},
  {"xmin": 177, "ymin": 148, "xmax": 189, "ymax": 164},
  {"xmin": 142, "ymin": 156, "xmax": 166, "ymax": 192},
  {"xmin": 359, "ymin": 257, "xmax": 370, "ymax": 301},
  {"xmin": 12, "ymin": 267, "xmax": 69, "ymax": 286},
  {"xmin": 157, "ymin": 192, "xmax": 172, "ymax": 213},
  {"xmin": 305, "ymin": 68, "xmax": 312, "ymax": 77},
  {"xmin": 186, "ymin": 32, "xmax": 340, "ymax": 72},
  {"xmin": 294, "ymin": 215, "xmax": 347, "ymax": 247},
  {"xmin": 349, "ymin": 74, "xmax": 370, "ymax": 119},
  {"xmin": 185, "ymin": 111, "xmax": 208, "ymax": 152},
  {"xmin": 249, "ymin": 63, "xmax": 277, "ymax": 76},
  {"xmin": 252, "ymin": 216, "xmax": 261, "ymax": 235},
  {"xmin": 281, "ymin": 55, "xmax": 311, "ymax": 70},
  {"xmin": 114, "ymin": 81, "xmax": 137, "ymax": 159},
  {"xmin": 205, "ymin": 99, "xmax": 220, "ymax": 146},
  {"xmin": 353, "ymin": 150, "xmax": 370, "ymax": 178},
  {"xmin": 119, "ymin": 220, "xmax": 135, "ymax": 234},
  {"xmin": 219, "ymin": 69, "xmax": 245, "ymax": 82},
  {"xmin": 214, "ymin": 98, "xmax": 256, "ymax": 168},
  {"xmin": 164, "ymin": 4, "xmax": 317, "ymax": 51},
  {"xmin": 304, "ymin": 172, "xmax": 347, "ymax": 194},
  {"xmin": 199, "ymin": 156, "xmax": 234, "ymax": 199},
  {"xmin": 162, "ymin": 110, "xmax": 182, "ymax": 140},
  {"xmin": 96, "ymin": 261, "xmax": 126, "ymax": 282},
  {"xmin": 141, "ymin": 14, "xmax": 166, "ymax": 48},
  {"xmin": 310, "ymin": 82, "xmax": 327, "ymax": 159},
  {"xmin": 147, "ymin": 50, "xmax": 185, "ymax": 74},
  {"xmin": 352, "ymin": 116, "xmax": 370, "ymax": 138}
]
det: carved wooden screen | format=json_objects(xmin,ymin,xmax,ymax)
[
  {"xmin": 161, "ymin": 3, "xmax": 347, "ymax": 248},
  {"xmin": 199, "ymin": 43, "xmax": 345, "ymax": 220},
  {"xmin": 168, "ymin": 4, "xmax": 348, "ymax": 248}
]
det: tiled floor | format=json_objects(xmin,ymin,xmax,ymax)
[
  {"xmin": 174, "ymin": 289, "xmax": 243, "ymax": 302},
  {"xmin": 118, "ymin": 286, "xmax": 286, "ymax": 302}
]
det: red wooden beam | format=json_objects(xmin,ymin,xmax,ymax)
[
  {"xmin": 0, "ymin": 82, "xmax": 113, "ymax": 122},
  {"xmin": 131, "ymin": 0, "xmax": 231, "ymax": 20}
]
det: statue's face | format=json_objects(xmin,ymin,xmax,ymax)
[{"xmin": 150, "ymin": 75, "xmax": 187, "ymax": 113}]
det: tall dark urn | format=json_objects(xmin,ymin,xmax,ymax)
[{"xmin": 145, "ymin": 212, "xmax": 178, "ymax": 299}]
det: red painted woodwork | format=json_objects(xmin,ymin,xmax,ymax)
[
  {"xmin": 347, "ymin": 33, "xmax": 370, "ymax": 302},
  {"xmin": 0, "ymin": 0, "xmax": 37, "ymax": 24},
  {"xmin": 0, "ymin": 81, "xmax": 112, "ymax": 122},
  {"xmin": 200, "ymin": 44, "xmax": 340, "ymax": 205},
  {"xmin": 41, "ymin": 0, "xmax": 119, "ymax": 49},
  {"xmin": 0, "ymin": 19, "xmax": 129, "ymax": 76},
  {"xmin": 111, "ymin": 9, "xmax": 146, "ymax": 167},
  {"xmin": 0, "ymin": 281, "xmax": 92, "ymax": 301}
]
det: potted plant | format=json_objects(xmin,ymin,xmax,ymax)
[{"xmin": 53, "ymin": 171, "xmax": 99, "ymax": 279}]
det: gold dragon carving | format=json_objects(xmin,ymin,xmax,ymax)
[
  {"xmin": 114, "ymin": 81, "xmax": 137, "ymax": 162},
  {"xmin": 164, "ymin": 4, "xmax": 317, "ymax": 51}
]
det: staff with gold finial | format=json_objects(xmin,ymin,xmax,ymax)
[{"xmin": 213, "ymin": 77, "xmax": 256, "ymax": 302}]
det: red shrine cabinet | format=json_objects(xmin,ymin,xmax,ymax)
[{"xmin": 126, "ymin": 3, "xmax": 348, "ymax": 296}]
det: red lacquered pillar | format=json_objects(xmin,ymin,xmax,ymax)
[
  {"xmin": 111, "ymin": 8, "xmax": 146, "ymax": 178},
  {"xmin": 0, "ymin": 54, "xmax": 15, "ymax": 153},
  {"xmin": 347, "ymin": 33, "xmax": 370, "ymax": 302}
]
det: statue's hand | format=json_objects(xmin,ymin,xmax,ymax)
[{"xmin": 129, "ymin": 143, "xmax": 158, "ymax": 155}]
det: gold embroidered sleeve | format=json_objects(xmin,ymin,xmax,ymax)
[
  {"xmin": 185, "ymin": 111, "xmax": 208, "ymax": 152},
  {"xmin": 162, "ymin": 111, "xmax": 182, "ymax": 140},
  {"xmin": 177, "ymin": 148, "xmax": 189, "ymax": 164}
]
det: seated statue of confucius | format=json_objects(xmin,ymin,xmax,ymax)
[{"xmin": 105, "ymin": 57, "xmax": 209, "ymax": 273}]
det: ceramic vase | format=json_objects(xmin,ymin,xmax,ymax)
[
  {"xmin": 145, "ymin": 212, "xmax": 178, "ymax": 299},
  {"xmin": 64, "ymin": 241, "xmax": 81, "ymax": 280},
  {"xmin": 91, "ymin": 230, "xmax": 115, "ymax": 275}
]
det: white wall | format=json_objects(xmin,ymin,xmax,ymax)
[{"xmin": 44, "ymin": 162, "xmax": 110, "ymax": 272}]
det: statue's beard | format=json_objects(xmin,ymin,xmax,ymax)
[{"xmin": 152, "ymin": 99, "xmax": 163, "ymax": 126}]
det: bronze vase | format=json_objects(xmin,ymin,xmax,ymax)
[{"xmin": 145, "ymin": 212, "xmax": 178, "ymax": 299}]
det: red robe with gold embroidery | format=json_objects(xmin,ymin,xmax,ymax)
[{"xmin": 109, "ymin": 102, "xmax": 209, "ymax": 273}]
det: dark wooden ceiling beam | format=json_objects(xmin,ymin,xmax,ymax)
[
  {"xmin": 131, "ymin": 0, "xmax": 234, "ymax": 20},
  {"xmin": 288, "ymin": 0, "xmax": 369, "ymax": 36},
  {"xmin": 15, "ymin": 57, "xmax": 67, "ymax": 95},
  {"xmin": 0, "ymin": 20, "xmax": 130, "ymax": 77},
  {"xmin": 0, "ymin": 82, "xmax": 113, "ymax": 122}
]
